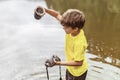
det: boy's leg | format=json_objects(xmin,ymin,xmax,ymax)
[
  {"xmin": 66, "ymin": 69, "xmax": 73, "ymax": 80},
  {"xmin": 75, "ymin": 70, "xmax": 87, "ymax": 80},
  {"xmin": 66, "ymin": 69, "xmax": 88, "ymax": 80}
]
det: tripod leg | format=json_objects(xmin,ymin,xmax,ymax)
[
  {"xmin": 59, "ymin": 66, "xmax": 62, "ymax": 80},
  {"xmin": 46, "ymin": 67, "xmax": 49, "ymax": 80}
]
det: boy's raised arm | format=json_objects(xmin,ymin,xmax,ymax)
[{"xmin": 45, "ymin": 8, "xmax": 62, "ymax": 21}]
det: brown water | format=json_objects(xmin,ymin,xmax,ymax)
[{"xmin": 45, "ymin": 0, "xmax": 120, "ymax": 68}]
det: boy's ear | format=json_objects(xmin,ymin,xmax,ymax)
[{"xmin": 74, "ymin": 27, "xmax": 79, "ymax": 31}]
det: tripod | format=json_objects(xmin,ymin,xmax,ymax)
[{"xmin": 46, "ymin": 65, "xmax": 62, "ymax": 80}]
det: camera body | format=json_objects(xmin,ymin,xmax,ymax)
[
  {"xmin": 45, "ymin": 55, "xmax": 61, "ymax": 67},
  {"xmin": 34, "ymin": 6, "xmax": 45, "ymax": 20}
]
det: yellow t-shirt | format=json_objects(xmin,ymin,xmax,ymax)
[{"xmin": 65, "ymin": 29, "xmax": 88, "ymax": 76}]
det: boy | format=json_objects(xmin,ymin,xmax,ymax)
[{"xmin": 36, "ymin": 7, "xmax": 88, "ymax": 80}]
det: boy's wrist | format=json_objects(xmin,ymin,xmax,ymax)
[
  {"xmin": 55, "ymin": 61, "xmax": 61, "ymax": 65},
  {"xmin": 55, "ymin": 61, "xmax": 67, "ymax": 66}
]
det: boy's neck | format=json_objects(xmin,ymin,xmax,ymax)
[{"xmin": 71, "ymin": 29, "xmax": 80, "ymax": 37}]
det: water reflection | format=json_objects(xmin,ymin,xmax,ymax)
[{"xmin": 45, "ymin": 0, "xmax": 120, "ymax": 68}]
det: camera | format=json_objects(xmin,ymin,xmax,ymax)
[
  {"xmin": 34, "ymin": 6, "xmax": 45, "ymax": 20},
  {"xmin": 45, "ymin": 55, "xmax": 61, "ymax": 67}
]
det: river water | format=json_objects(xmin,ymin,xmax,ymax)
[{"xmin": 0, "ymin": 0, "xmax": 120, "ymax": 80}]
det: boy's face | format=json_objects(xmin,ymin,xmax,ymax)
[{"xmin": 63, "ymin": 25, "xmax": 76, "ymax": 34}]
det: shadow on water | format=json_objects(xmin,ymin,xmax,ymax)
[{"xmin": 45, "ymin": 0, "xmax": 120, "ymax": 68}]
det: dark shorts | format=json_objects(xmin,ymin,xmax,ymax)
[{"xmin": 66, "ymin": 69, "xmax": 88, "ymax": 80}]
